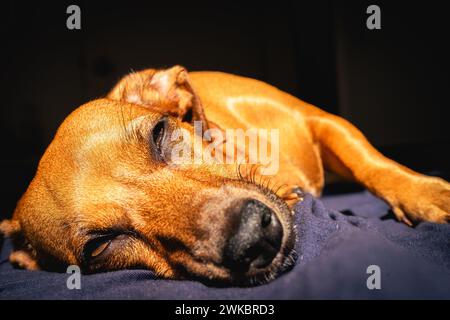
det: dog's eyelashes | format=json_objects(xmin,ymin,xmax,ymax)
[{"xmin": 150, "ymin": 116, "xmax": 169, "ymax": 161}]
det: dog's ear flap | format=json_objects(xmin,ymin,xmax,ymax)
[
  {"xmin": 0, "ymin": 219, "xmax": 40, "ymax": 270},
  {"xmin": 108, "ymin": 65, "xmax": 210, "ymax": 130}
]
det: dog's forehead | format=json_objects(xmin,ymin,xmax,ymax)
[
  {"xmin": 64, "ymin": 98, "xmax": 161, "ymax": 133},
  {"xmin": 56, "ymin": 99, "xmax": 251, "ymax": 223},
  {"xmin": 64, "ymin": 101, "xmax": 159, "ymax": 158},
  {"xmin": 78, "ymin": 114, "xmax": 146, "ymax": 153}
]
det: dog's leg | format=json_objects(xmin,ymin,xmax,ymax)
[{"xmin": 306, "ymin": 109, "xmax": 450, "ymax": 225}]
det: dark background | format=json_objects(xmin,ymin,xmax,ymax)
[{"xmin": 0, "ymin": 0, "xmax": 449, "ymax": 219}]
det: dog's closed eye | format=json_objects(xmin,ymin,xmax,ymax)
[
  {"xmin": 83, "ymin": 234, "xmax": 129, "ymax": 269},
  {"xmin": 150, "ymin": 116, "xmax": 169, "ymax": 162},
  {"xmin": 87, "ymin": 237, "xmax": 112, "ymax": 258}
]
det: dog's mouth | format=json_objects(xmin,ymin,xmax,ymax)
[{"xmin": 179, "ymin": 245, "xmax": 296, "ymax": 287}]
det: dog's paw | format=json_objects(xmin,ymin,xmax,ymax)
[
  {"xmin": 10, "ymin": 249, "xmax": 40, "ymax": 270},
  {"xmin": 391, "ymin": 176, "xmax": 450, "ymax": 225}
]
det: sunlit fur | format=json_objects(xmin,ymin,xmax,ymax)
[{"xmin": 1, "ymin": 66, "xmax": 449, "ymax": 286}]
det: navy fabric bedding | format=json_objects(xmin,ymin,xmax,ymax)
[{"xmin": 1, "ymin": 191, "xmax": 449, "ymax": 299}]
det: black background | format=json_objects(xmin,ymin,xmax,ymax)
[{"xmin": 0, "ymin": 0, "xmax": 449, "ymax": 219}]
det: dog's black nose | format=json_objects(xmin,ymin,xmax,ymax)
[{"xmin": 223, "ymin": 199, "xmax": 283, "ymax": 273}]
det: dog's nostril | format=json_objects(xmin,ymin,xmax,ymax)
[
  {"xmin": 261, "ymin": 209, "xmax": 272, "ymax": 228},
  {"xmin": 223, "ymin": 199, "xmax": 283, "ymax": 273}
]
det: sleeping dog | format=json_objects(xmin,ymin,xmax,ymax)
[{"xmin": 1, "ymin": 66, "xmax": 449, "ymax": 285}]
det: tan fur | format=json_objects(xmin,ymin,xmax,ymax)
[{"xmin": 1, "ymin": 65, "xmax": 449, "ymax": 283}]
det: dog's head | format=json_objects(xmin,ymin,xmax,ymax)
[{"xmin": 3, "ymin": 67, "xmax": 295, "ymax": 285}]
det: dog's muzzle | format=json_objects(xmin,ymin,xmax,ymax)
[{"xmin": 223, "ymin": 199, "xmax": 283, "ymax": 275}]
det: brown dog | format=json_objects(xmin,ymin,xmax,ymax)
[{"xmin": 1, "ymin": 66, "xmax": 449, "ymax": 285}]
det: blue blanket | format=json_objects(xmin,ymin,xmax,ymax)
[{"xmin": 1, "ymin": 191, "xmax": 449, "ymax": 299}]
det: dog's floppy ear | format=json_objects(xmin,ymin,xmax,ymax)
[
  {"xmin": 108, "ymin": 65, "xmax": 210, "ymax": 130},
  {"xmin": 0, "ymin": 219, "xmax": 40, "ymax": 270}
]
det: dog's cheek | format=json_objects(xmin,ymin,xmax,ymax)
[{"xmin": 104, "ymin": 239, "xmax": 178, "ymax": 278}]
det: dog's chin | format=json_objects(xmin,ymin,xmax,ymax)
[
  {"xmin": 211, "ymin": 249, "xmax": 297, "ymax": 287},
  {"xmin": 231, "ymin": 245, "xmax": 297, "ymax": 287}
]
